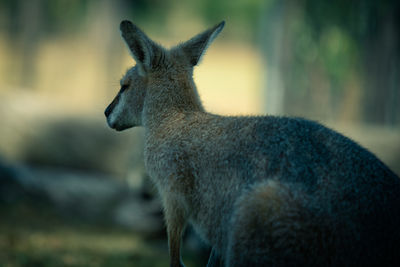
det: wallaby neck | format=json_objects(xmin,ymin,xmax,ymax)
[{"xmin": 142, "ymin": 77, "xmax": 204, "ymax": 131}]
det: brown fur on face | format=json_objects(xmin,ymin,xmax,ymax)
[{"xmin": 105, "ymin": 20, "xmax": 400, "ymax": 267}]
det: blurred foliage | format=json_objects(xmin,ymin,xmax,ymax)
[
  {"xmin": 261, "ymin": 0, "xmax": 400, "ymax": 125},
  {"xmin": 1, "ymin": 0, "xmax": 398, "ymax": 124},
  {"xmin": 0, "ymin": 0, "xmax": 89, "ymax": 37},
  {"xmin": 303, "ymin": 0, "xmax": 400, "ymax": 124},
  {"xmin": 0, "ymin": 0, "xmax": 265, "ymax": 39}
]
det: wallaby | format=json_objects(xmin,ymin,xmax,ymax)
[{"xmin": 105, "ymin": 20, "xmax": 400, "ymax": 267}]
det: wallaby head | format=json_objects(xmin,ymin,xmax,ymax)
[{"xmin": 105, "ymin": 20, "xmax": 225, "ymax": 131}]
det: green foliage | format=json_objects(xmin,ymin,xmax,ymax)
[
  {"xmin": 124, "ymin": 0, "xmax": 171, "ymax": 27},
  {"xmin": 319, "ymin": 27, "xmax": 358, "ymax": 89},
  {"xmin": 261, "ymin": 0, "xmax": 399, "ymax": 123},
  {"xmin": 0, "ymin": 0, "xmax": 90, "ymax": 36}
]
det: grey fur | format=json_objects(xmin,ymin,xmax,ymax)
[{"xmin": 105, "ymin": 20, "xmax": 400, "ymax": 267}]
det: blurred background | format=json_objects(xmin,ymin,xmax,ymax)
[{"xmin": 0, "ymin": 0, "xmax": 399, "ymax": 266}]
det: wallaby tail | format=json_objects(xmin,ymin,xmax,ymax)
[
  {"xmin": 226, "ymin": 179, "xmax": 335, "ymax": 267},
  {"xmin": 226, "ymin": 178, "xmax": 400, "ymax": 267}
]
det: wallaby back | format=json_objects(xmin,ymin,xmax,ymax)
[{"xmin": 105, "ymin": 20, "xmax": 400, "ymax": 267}]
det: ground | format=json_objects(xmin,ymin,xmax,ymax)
[{"xmin": 0, "ymin": 202, "xmax": 207, "ymax": 267}]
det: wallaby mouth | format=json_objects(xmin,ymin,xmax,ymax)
[
  {"xmin": 106, "ymin": 118, "xmax": 127, "ymax": 131},
  {"xmin": 105, "ymin": 117, "xmax": 116, "ymax": 130},
  {"xmin": 104, "ymin": 112, "xmax": 130, "ymax": 132},
  {"xmin": 113, "ymin": 124, "xmax": 131, "ymax": 131}
]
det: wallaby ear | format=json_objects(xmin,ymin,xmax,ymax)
[
  {"xmin": 180, "ymin": 21, "xmax": 225, "ymax": 66},
  {"xmin": 120, "ymin": 20, "xmax": 160, "ymax": 74}
]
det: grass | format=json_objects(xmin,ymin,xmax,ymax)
[
  {"xmin": 0, "ymin": 202, "xmax": 207, "ymax": 267},
  {"xmin": 0, "ymin": 225, "xmax": 169, "ymax": 267}
]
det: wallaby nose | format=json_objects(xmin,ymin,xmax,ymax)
[
  {"xmin": 105, "ymin": 95, "xmax": 120, "ymax": 118},
  {"xmin": 104, "ymin": 104, "xmax": 112, "ymax": 117}
]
